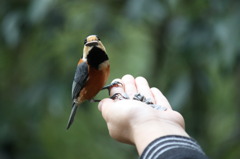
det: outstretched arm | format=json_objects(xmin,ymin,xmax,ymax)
[{"xmin": 98, "ymin": 74, "xmax": 189, "ymax": 154}]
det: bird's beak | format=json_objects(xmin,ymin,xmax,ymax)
[{"xmin": 85, "ymin": 41, "xmax": 98, "ymax": 47}]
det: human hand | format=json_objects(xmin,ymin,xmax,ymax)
[{"xmin": 98, "ymin": 74, "xmax": 189, "ymax": 155}]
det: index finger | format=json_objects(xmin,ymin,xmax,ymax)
[
  {"xmin": 109, "ymin": 79, "xmax": 125, "ymax": 97},
  {"xmin": 122, "ymin": 74, "xmax": 137, "ymax": 99}
]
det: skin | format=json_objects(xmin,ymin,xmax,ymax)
[{"xmin": 98, "ymin": 74, "xmax": 189, "ymax": 155}]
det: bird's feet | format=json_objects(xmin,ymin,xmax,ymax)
[
  {"xmin": 102, "ymin": 81, "xmax": 123, "ymax": 95},
  {"xmin": 110, "ymin": 93, "xmax": 129, "ymax": 100},
  {"xmin": 102, "ymin": 81, "xmax": 123, "ymax": 90},
  {"xmin": 90, "ymin": 81, "xmax": 123, "ymax": 103}
]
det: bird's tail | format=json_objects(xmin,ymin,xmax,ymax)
[{"xmin": 66, "ymin": 103, "xmax": 78, "ymax": 130}]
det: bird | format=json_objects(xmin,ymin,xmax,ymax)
[{"xmin": 66, "ymin": 35, "xmax": 111, "ymax": 129}]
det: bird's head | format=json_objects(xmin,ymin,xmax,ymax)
[{"xmin": 83, "ymin": 35, "xmax": 106, "ymax": 60}]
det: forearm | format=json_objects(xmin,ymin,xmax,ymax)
[{"xmin": 131, "ymin": 119, "xmax": 189, "ymax": 155}]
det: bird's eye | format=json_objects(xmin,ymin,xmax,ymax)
[{"xmin": 84, "ymin": 39, "xmax": 87, "ymax": 45}]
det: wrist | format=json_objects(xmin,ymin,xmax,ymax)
[{"xmin": 130, "ymin": 115, "xmax": 189, "ymax": 155}]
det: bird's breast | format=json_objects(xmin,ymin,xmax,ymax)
[{"xmin": 79, "ymin": 64, "xmax": 110, "ymax": 102}]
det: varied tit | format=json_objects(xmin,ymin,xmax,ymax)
[{"xmin": 67, "ymin": 35, "xmax": 110, "ymax": 129}]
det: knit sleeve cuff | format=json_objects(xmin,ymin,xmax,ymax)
[{"xmin": 140, "ymin": 135, "xmax": 208, "ymax": 159}]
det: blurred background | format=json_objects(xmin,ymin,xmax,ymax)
[{"xmin": 0, "ymin": 0, "xmax": 240, "ymax": 159}]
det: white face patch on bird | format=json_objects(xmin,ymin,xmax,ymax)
[{"xmin": 83, "ymin": 35, "xmax": 106, "ymax": 60}]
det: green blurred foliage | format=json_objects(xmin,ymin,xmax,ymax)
[{"xmin": 0, "ymin": 0, "xmax": 240, "ymax": 158}]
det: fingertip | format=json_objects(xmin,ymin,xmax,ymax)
[
  {"xmin": 122, "ymin": 74, "xmax": 134, "ymax": 81},
  {"xmin": 151, "ymin": 87, "xmax": 160, "ymax": 93},
  {"xmin": 135, "ymin": 76, "xmax": 146, "ymax": 82},
  {"xmin": 135, "ymin": 76, "xmax": 149, "ymax": 87},
  {"xmin": 98, "ymin": 98, "xmax": 112, "ymax": 112},
  {"xmin": 98, "ymin": 99, "xmax": 104, "ymax": 112},
  {"xmin": 122, "ymin": 74, "xmax": 137, "ymax": 98},
  {"xmin": 98, "ymin": 98, "xmax": 107, "ymax": 112},
  {"xmin": 150, "ymin": 87, "xmax": 172, "ymax": 110},
  {"xmin": 150, "ymin": 87, "xmax": 165, "ymax": 98}
]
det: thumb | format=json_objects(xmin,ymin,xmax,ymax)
[
  {"xmin": 98, "ymin": 98, "xmax": 114, "ymax": 121},
  {"xmin": 98, "ymin": 98, "xmax": 113, "ymax": 113}
]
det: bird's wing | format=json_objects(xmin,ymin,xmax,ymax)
[{"xmin": 72, "ymin": 61, "xmax": 89, "ymax": 100}]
